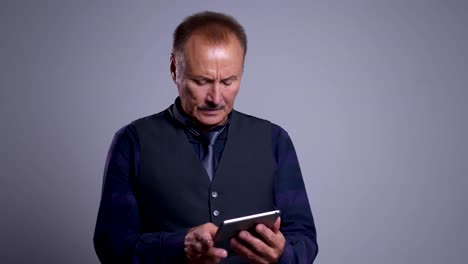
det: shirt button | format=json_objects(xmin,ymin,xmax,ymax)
[
  {"xmin": 211, "ymin": 191, "xmax": 218, "ymax": 198},
  {"xmin": 213, "ymin": 210, "xmax": 220, "ymax": 217}
]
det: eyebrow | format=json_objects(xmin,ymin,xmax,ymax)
[
  {"xmin": 188, "ymin": 75, "xmax": 238, "ymax": 82},
  {"xmin": 221, "ymin": 76, "xmax": 238, "ymax": 81}
]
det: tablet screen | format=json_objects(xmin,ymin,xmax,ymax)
[{"xmin": 214, "ymin": 210, "xmax": 281, "ymax": 245}]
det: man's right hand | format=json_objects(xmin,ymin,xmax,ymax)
[{"xmin": 184, "ymin": 223, "xmax": 228, "ymax": 264}]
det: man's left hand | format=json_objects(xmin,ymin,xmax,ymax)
[{"xmin": 229, "ymin": 217, "xmax": 285, "ymax": 264}]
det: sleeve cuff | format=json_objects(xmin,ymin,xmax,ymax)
[
  {"xmin": 135, "ymin": 228, "xmax": 189, "ymax": 262},
  {"xmin": 277, "ymin": 241, "xmax": 293, "ymax": 264},
  {"xmin": 161, "ymin": 229, "xmax": 188, "ymax": 257}
]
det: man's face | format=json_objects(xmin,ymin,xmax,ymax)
[{"xmin": 171, "ymin": 33, "xmax": 244, "ymax": 130}]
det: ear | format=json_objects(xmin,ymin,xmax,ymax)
[{"xmin": 170, "ymin": 53, "xmax": 177, "ymax": 84}]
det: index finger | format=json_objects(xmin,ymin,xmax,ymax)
[
  {"xmin": 197, "ymin": 223, "xmax": 219, "ymax": 246},
  {"xmin": 255, "ymin": 223, "xmax": 283, "ymax": 248},
  {"xmin": 194, "ymin": 232, "xmax": 212, "ymax": 248},
  {"xmin": 271, "ymin": 217, "xmax": 281, "ymax": 233}
]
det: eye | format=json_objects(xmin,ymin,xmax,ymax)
[
  {"xmin": 193, "ymin": 78, "xmax": 208, "ymax": 86},
  {"xmin": 222, "ymin": 79, "xmax": 234, "ymax": 86}
]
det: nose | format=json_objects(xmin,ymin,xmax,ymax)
[{"xmin": 206, "ymin": 82, "xmax": 222, "ymax": 105}]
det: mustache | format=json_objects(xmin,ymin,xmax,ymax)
[{"xmin": 199, "ymin": 104, "xmax": 225, "ymax": 111}]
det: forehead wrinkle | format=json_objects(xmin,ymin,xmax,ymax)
[{"xmin": 186, "ymin": 54, "xmax": 235, "ymax": 80}]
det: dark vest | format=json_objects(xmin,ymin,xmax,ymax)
[{"xmin": 133, "ymin": 107, "xmax": 275, "ymax": 262}]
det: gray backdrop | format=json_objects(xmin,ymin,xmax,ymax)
[{"xmin": 1, "ymin": 0, "xmax": 467, "ymax": 263}]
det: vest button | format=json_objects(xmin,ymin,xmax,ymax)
[
  {"xmin": 211, "ymin": 191, "xmax": 218, "ymax": 198},
  {"xmin": 213, "ymin": 210, "xmax": 220, "ymax": 217}
]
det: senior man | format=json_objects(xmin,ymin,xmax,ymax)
[{"xmin": 94, "ymin": 11, "xmax": 318, "ymax": 264}]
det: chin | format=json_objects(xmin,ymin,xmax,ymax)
[{"xmin": 197, "ymin": 115, "xmax": 225, "ymax": 128}]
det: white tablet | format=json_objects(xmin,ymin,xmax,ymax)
[{"xmin": 214, "ymin": 210, "xmax": 281, "ymax": 245}]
